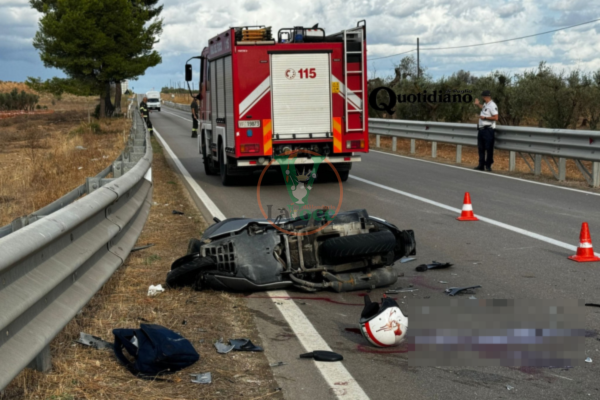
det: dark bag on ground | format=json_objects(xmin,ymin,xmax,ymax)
[{"xmin": 113, "ymin": 324, "xmax": 199, "ymax": 377}]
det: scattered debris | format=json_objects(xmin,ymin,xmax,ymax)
[
  {"xmin": 445, "ymin": 285, "xmax": 481, "ymax": 296},
  {"xmin": 230, "ymin": 339, "xmax": 263, "ymax": 352},
  {"xmin": 75, "ymin": 146, "xmax": 87, "ymax": 150},
  {"xmin": 415, "ymin": 262, "xmax": 453, "ymax": 272},
  {"xmin": 300, "ymin": 351, "xmax": 343, "ymax": 362},
  {"xmin": 270, "ymin": 361, "xmax": 286, "ymax": 367},
  {"xmin": 77, "ymin": 166, "xmax": 83, "ymax": 170},
  {"xmin": 469, "ymin": 296, "xmax": 477, "ymax": 300},
  {"xmin": 506, "ymin": 385, "xmax": 514, "ymax": 391},
  {"xmin": 172, "ymin": 210, "xmax": 184, "ymax": 215},
  {"xmin": 147, "ymin": 284, "xmax": 165, "ymax": 297},
  {"xmin": 585, "ymin": 357, "xmax": 593, "ymax": 363},
  {"xmin": 214, "ymin": 338, "xmax": 235, "ymax": 354},
  {"xmin": 131, "ymin": 243, "xmax": 155, "ymax": 252},
  {"xmin": 386, "ymin": 288, "xmax": 419, "ymax": 294},
  {"xmin": 75, "ymin": 332, "xmax": 113, "ymax": 350},
  {"xmin": 198, "ymin": 328, "xmax": 207, "ymax": 332},
  {"xmin": 182, "ymin": 320, "xmax": 187, "ymax": 325},
  {"xmin": 400, "ymin": 257, "xmax": 416, "ymax": 263},
  {"xmin": 190, "ymin": 372, "xmax": 212, "ymax": 384},
  {"xmin": 439, "ymin": 281, "xmax": 448, "ymax": 284},
  {"xmin": 585, "ymin": 303, "xmax": 600, "ymax": 308}
]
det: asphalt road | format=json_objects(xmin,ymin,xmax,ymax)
[{"xmin": 146, "ymin": 104, "xmax": 600, "ymax": 400}]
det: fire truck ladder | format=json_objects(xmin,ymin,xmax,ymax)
[{"xmin": 343, "ymin": 28, "xmax": 365, "ymax": 133}]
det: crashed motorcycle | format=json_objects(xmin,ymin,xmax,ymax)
[{"xmin": 166, "ymin": 209, "xmax": 416, "ymax": 293}]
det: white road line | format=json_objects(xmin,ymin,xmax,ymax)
[
  {"xmin": 159, "ymin": 109, "xmax": 193, "ymax": 122},
  {"xmin": 153, "ymin": 128, "xmax": 225, "ymax": 221},
  {"xmin": 350, "ymin": 175, "xmax": 600, "ymax": 257},
  {"xmin": 370, "ymin": 149, "xmax": 600, "ymax": 197},
  {"xmin": 152, "ymin": 127, "xmax": 369, "ymax": 400}
]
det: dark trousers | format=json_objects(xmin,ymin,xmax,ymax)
[
  {"xmin": 477, "ymin": 127, "xmax": 495, "ymax": 168},
  {"xmin": 144, "ymin": 115, "xmax": 153, "ymax": 135},
  {"xmin": 192, "ymin": 117, "xmax": 198, "ymax": 136}
]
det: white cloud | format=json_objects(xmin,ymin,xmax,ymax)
[{"xmin": 1, "ymin": 0, "xmax": 600, "ymax": 89}]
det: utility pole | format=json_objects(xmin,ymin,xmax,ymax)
[{"xmin": 417, "ymin": 38, "xmax": 420, "ymax": 79}]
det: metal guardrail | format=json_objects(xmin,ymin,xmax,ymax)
[
  {"xmin": 163, "ymin": 100, "xmax": 189, "ymax": 112},
  {"xmin": 370, "ymin": 119, "xmax": 600, "ymax": 187},
  {"xmin": 0, "ymin": 110, "xmax": 153, "ymax": 390}
]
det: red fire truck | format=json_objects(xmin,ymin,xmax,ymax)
[{"xmin": 185, "ymin": 21, "xmax": 369, "ymax": 185}]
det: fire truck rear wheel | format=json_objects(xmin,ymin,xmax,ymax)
[
  {"xmin": 202, "ymin": 133, "xmax": 218, "ymax": 175},
  {"xmin": 219, "ymin": 143, "xmax": 236, "ymax": 186}
]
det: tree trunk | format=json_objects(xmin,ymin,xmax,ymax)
[
  {"xmin": 115, "ymin": 81, "xmax": 122, "ymax": 115},
  {"xmin": 99, "ymin": 91, "xmax": 105, "ymax": 118},
  {"xmin": 104, "ymin": 82, "xmax": 114, "ymax": 117}
]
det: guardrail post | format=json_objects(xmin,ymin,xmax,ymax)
[
  {"xmin": 392, "ymin": 137, "xmax": 397, "ymax": 152},
  {"xmin": 376, "ymin": 135, "xmax": 380, "ymax": 148},
  {"xmin": 410, "ymin": 139, "xmax": 415, "ymax": 154},
  {"xmin": 27, "ymin": 344, "xmax": 51, "ymax": 372},
  {"xmin": 559, "ymin": 158, "xmax": 566, "ymax": 181},
  {"xmin": 431, "ymin": 142, "xmax": 437, "ymax": 158},
  {"xmin": 509, "ymin": 151, "xmax": 516, "ymax": 171},
  {"xmin": 534, "ymin": 154, "xmax": 542, "ymax": 176},
  {"xmin": 456, "ymin": 145, "xmax": 462, "ymax": 163},
  {"xmin": 593, "ymin": 162, "xmax": 600, "ymax": 188}
]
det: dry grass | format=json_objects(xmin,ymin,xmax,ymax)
[
  {"xmin": 2, "ymin": 137, "xmax": 283, "ymax": 400},
  {"xmin": 0, "ymin": 112, "xmax": 129, "ymax": 227},
  {"xmin": 0, "ymin": 81, "xmax": 99, "ymax": 112},
  {"xmin": 161, "ymin": 93, "xmax": 191, "ymax": 106},
  {"xmin": 370, "ymin": 135, "xmax": 600, "ymax": 191}
]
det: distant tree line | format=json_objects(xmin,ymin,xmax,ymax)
[
  {"xmin": 0, "ymin": 89, "xmax": 40, "ymax": 111},
  {"xmin": 369, "ymin": 57, "xmax": 600, "ymax": 130}
]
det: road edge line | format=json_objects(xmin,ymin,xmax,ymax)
[{"xmin": 153, "ymin": 127, "xmax": 370, "ymax": 400}]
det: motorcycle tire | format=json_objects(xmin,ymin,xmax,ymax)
[
  {"xmin": 186, "ymin": 238, "xmax": 203, "ymax": 255},
  {"xmin": 166, "ymin": 256, "xmax": 216, "ymax": 290},
  {"xmin": 319, "ymin": 230, "xmax": 396, "ymax": 265}
]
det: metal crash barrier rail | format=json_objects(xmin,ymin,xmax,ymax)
[
  {"xmin": 0, "ymin": 109, "xmax": 153, "ymax": 390},
  {"xmin": 369, "ymin": 119, "xmax": 600, "ymax": 187}
]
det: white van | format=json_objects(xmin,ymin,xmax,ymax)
[{"xmin": 146, "ymin": 91, "xmax": 161, "ymax": 112}]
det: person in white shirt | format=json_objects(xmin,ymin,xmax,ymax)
[{"xmin": 473, "ymin": 90, "xmax": 499, "ymax": 171}]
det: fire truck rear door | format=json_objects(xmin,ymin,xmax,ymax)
[{"xmin": 270, "ymin": 52, "xmax": 332, "ymax": 139}]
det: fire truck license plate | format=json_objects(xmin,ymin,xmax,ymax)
[{"xmin": 239, "ymin": 120, "xmax": 260, "ymax": 128}]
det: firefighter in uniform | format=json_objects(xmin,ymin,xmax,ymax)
[
  {"xmin": 191, "ymin": 94, "xmax": 201, "ymax": 138},
  {"xmin": 473, "ymin": 90, "xmax": 498, "ymax": 171},
  {"xmin": 140, "ymin": 96, "xmax": 153, "ymax": 136}
]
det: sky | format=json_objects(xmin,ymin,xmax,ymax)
[{"xmin": 1, "ymin": 0, "xmax": 599, "ymax": 93}]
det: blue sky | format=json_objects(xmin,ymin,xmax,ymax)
[{"xmin": 1, "ymin": 0, "xmax": 599, "ymax": 93}]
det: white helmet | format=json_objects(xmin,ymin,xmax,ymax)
[{"xmin": 359, "ymin": 294, "xmax": 408, "ymax": 347}]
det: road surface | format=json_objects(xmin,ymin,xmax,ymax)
[{"xmin": 146, "ymin": 104, "xmax": 600, "ymax": 400}]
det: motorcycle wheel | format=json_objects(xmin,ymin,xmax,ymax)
[
  {"xmin": 319, "ymin": 230, "xmax": 396, "ymax": 265},
  {"xmin": 166, "ymin": 256, "xmax": 216, "ymax": 290}
]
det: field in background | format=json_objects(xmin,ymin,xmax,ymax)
[
  {"xmin": 0, "ymin": 110, "xmax": 129, "ymax": 228},
  {"xmin": 161, "ymin": 92, "xmax": 192, "ymax": 106},
  {"xmin": 0, "ymin": 81, "xmax": 99, "ymax": 112},
  {"xmin": 370, "ymin": 135, "xmax": 597, "ymax": 189}
]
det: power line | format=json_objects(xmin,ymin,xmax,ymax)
[{"xmin": 368, "ymin": 17, "xmax": 600, "ymax": 61}]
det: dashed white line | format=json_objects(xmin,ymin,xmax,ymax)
[
  {"xmin": 152, "ymin": 126, "xmax": 370, "ymax": 400},
  {"xmin": 350, "ymin": 175, "xmax": 600, "ymax": 257}
]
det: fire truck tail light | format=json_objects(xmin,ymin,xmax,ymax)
[
  {"xmin": 344, "ymin": 157, "xmax": 351, "ymax": 161},
  {"xmin": 249, "ymin": 161, "xmax": 257, "ymax": 165},
  {"xmin": 346, "ymin": 140, "xmax": 364, "ymax": 149},
  {"xmin": 241, "ymin": 144, "xmax": 259, "ymax": 153}
]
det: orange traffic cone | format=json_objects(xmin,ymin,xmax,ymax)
[
  {"xmin": 457, "ymin": 192, "xmax": 478, "ymax": 221},
  {"xmin": 568, "ymin": 222, "xmax": 600, "ymax": 262}
]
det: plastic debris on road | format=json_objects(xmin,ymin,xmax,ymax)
[
  {"xmin": 444, "ymin": 285, "xmax": 481, "ymax": 296},
  {"xmin": 270, "ymin": 361, "xmax": 286, "ymax": 367},
  {"xmin": 75, "ymin": 332, "xmax": 113, "ymax": 350},
  {"xmin": 147, "ymin": 284, "xmax": 165, "ymax": 297},
  {"xmin": 131, "ymin": 243, "xmax": 155, "ymax": 252},
  {"xmin": 214, "ymin": 338, "xmax": 235, "ymax": 354},
  {"xmin": 400, "ymin": 257, "xmax": 416, "ymax": 263},
  {"xmin": 172, "ymin": 210, "xmax": 184, "ymax": 215},
  {"xmin": 506, "ymin": 385, "xmax": 514, "ymax": 391},
  {"xmin": 190, "ymin": 372, "xmax": 212, "ymax": 384},
  {"xmin": 415, "ymin": 261, "xmax": 453, "ymax": 272},
  {"xmin": 300, "ymin": 350, "xmax": 343, "ymax": 362},
  {"xmin": 585, "ymin": 357, "xmax": 593, "ymax": 363},
  {"xmin": 230, "ymin": 339, "xmax": 263, "ymax": 352}
]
